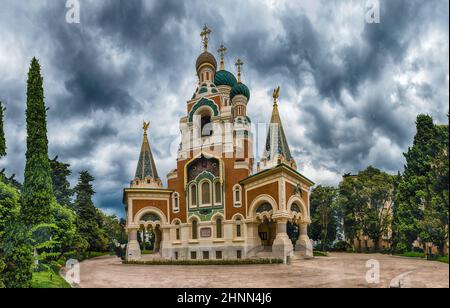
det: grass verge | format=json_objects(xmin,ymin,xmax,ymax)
[
  {"xmin": 32, "ymin": 265, "xmax": 71, "ymax": 289},
  {"xmin": 313, "ymin": 251, "xmax": 328, "ymax": 257}
]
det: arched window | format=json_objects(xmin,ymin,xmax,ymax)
[
  {"xmin": 201, "ymin": 180, "xmax": 211, "ymax": 205},
  {"xmin": 172, "ymin": 193, "xmax": 180, "ymax": 213},
  {"xmin": 216, "ymin": 218, "xmax": 223, "ymax": 239},
  {"xmin": 201, "ymin": 115, "xmax": 213, "ymax": 136},
  {"xmin": 233, "ymin": 185, "xmax": 242, "ymax": 207},
  {"xmin": 175, "ymin": 221, "xmax": 181, "ymax": 241},
  {"xmin": 192, "ymin": 220, "xmax": 198, "ymax": 240},
  {"xmin": 190, "ymin": 184, "xmax": 197, "ymax": 208},
  {"xmin": 236, "ymin": 217, "xmax": 242, "ymax": 238},
  {"xmin": 214, "ymin": 181, "xmax": 222, "ymax": 205}
]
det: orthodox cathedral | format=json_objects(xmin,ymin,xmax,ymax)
[{"xmin": 124, "ymin": 26, "xmax": 314, "ymax": 262}]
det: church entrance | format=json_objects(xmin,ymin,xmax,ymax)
[
  {"xmin": 287, "ymin": 221, "xmax": 299, "ymax": 246},
  {"xmin": 258, "ymin": 219, "xmax": 277, "ymax": 248},
  {"xmin": 138, "ymin": 225, "xmax": 162, "ymax": 254}
]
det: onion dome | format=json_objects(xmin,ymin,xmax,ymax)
[
  {"xmin": 196, "ymin": 51, "xmax": 217, "ymax": 72},
  {"xmin": 230, "ymin": 82, "xmax": 250, "ymax": 101},
  {"xmin": 214, "ymin": 70, "xmax": 238, "ymax": 87}
]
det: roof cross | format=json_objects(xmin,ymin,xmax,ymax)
[
  {"xmin": 217, "ymin": 44, "xmax": 227, "ymax": 70},
  {"xmin": 200, "ymin": 25, "xmax": 212, "ymax": 51},
  {"xmin": 235, "ymin": 59, "xmax": 244, "ymax": 83}
]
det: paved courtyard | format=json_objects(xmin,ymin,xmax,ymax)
[{"xmin": 75, "ymin": 253, "xmax": 448, "ymax": 288}]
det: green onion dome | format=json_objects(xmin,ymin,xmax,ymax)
[
  {"xmin": 230, "ymin": 82, "xmax": 250, "ymax": 101},
  {"xmin": 214, "ymin": 70, "xmax": 238, "ymax": 88},
  {"xmin": 196, "ymin": 51, "xmax": 217, "ymax": 72}
]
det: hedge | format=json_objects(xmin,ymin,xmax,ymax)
[{"xmin": 123, "ymin": 258, "xmax": 283, "ymax": 266}]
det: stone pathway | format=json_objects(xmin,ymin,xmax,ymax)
[{"xmin": 74, "ymin": 253, "xmax": 448, "ymax": 288}]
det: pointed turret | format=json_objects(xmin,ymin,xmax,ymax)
[
  {"xmin": 131, "ymin": 122, "xmax": 162, "ymax": 188},
  {"xmin": 258, "ymin": 87, "xmax": 297, "ymax": 171}
]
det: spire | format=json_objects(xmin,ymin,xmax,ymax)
[
  {"xmin": 134, "ymin": 121, "xmax": 160, "ymax": 181},
  {"xmin": 200, "ymin": 25, "xmax": 212, "ymax": 51},
  {"xmin": 235, "ymin": 59, "xmax": 244, "ymax": 83},
  {"xmin": 217, "ymin": 44, "xmax": 227, "ymax": 70},
  {"xmin": 259, "ymin": 87, "xmax": 297, "ymax": 171}
]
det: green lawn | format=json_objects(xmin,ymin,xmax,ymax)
[{"xmin": 32, "ymin": 268, "xmax": 71, "ymax": 288}]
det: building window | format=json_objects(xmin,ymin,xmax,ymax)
[
  {"xmin": 203, "ymin": 251, "xmax": 210, "ymax": 260},
  {"xmin": 201, "ymin": 115, "xmax": 213, "ymax": 137},
  {"xmin": 236, "ymin": 217, "xmax": 242, "ymax": 238},
  {"xmin": 216, "ymin": 218, "xmax": 223, "ymax": 239},
  {"xmin": 233, "ymin": 185, "xmax": 242, "ymax": 207},
  {"xmin": 237, "ymin": 250, "xmax": 242, "ymax": 259},
  {"xmin": 191, "ymin": 251, "xmax": 197, "ymax": 260},
  {"xmin": 175, "ymin": 222, "xmax": 181, "ymax": 240},
  {"xmin": 172, "ymin": 193, "xmax": 180, "ymax": 212},
  {"xmin": 214, "ymin": 181, "xmax": 222, "ymax": 205},
  {"xmin": 189, "ymin": 184, "xmax": 197, "ymax": 208},
  {"xmin": 192, "ymin": 220, "xmax": 198, "ymax": 240},
  {"xmin": 200, "ymin": 180, "xmax": 211, "ymax": 205},
  {"xmin": 175, "ymin": 252, "xmax": 179, "ymax": 260},
  {"xmin": 216, "ymin": 251, "xmax": 222, "ymax": 259}
]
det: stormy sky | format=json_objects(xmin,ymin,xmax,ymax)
[{"xmin": 0, "ymin": 0, "xmax": 448, "ymax": 217}]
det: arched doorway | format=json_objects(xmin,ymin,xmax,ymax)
[
  {"xmin": 138, "ymin": 213, "xmax": 163, "ymax": 254},
  {"xmin": 258, "ymin": 218, "xmax": 276, "ymax": 248},
  {"xmin": 255, "ymin": 203, "xmax": 276, "ymax": 248}
]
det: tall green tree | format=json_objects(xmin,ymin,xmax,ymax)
[
  {"xmin": 338, "ymin": 175, "xmax": 367, "ymax": 252},
  {"xmin": 357, "ymin": 167, "xmax": 394, "ymax": 251},
  {"xmin": 0, "ymin": 101, "xmax": 6, "ymax": 157},
  {"xmin": 393, "ymin": 115, "xmax": 446, "ymax": 252},
  {"xmin": 49, "ymin": 156, "xmax": 73, "ymax": 208},
  {"xmin": 21, "ymin": 58, "xmax": 53, "ymax": 226},
  {"xmin": 309, "ymin": 185, "xmax": 339, "ymax": 251},
  {"xmin": 418, "ymin": 123, "xmax": 449, "ymax": 255},
  {"xmin": 74, "ymin": 171, "xmax": 107, "ymax": 252}
]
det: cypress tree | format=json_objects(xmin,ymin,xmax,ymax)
[
  {"xmin": 49, "ymin": 156, "xmax": 73, "ymax": 208},
  {"xmin": 0, "ymin": 101, "xmax": 6, "ymax": 157},
  {"xmin": 393, "ymin": 115, "xmax": 443, "ymax": 252},
  {"xmin": 74, "ymin": 171, "xmax": 107, "ymax": 252},
  {"xmin": 21, "ymin": 58, "xmax": 54, "ymax": 226}
]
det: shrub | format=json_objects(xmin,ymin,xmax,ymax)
[
  {"xmin": 313, "ymin": 251, "xmax": 328, "ymax": 257},
  {"xmin": 332, "ymin": 241, "xmax": 352, "ymax": 252},
  {"xmin": 123, "ymin": 258, "xmax": 283, "ymax": 266}
]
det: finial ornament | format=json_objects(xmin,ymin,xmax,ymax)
[
  {"xmin": 273, "ymin": 86, "xmax": 280, "ymax": 105},
  {"xmin": 200, "ymin": 25, "xmax": 212, "ymax": 51},
  {"xmin": 235, "ymin": 59, "xmax": 244, "ymax": 83},
  {"xmin": 143, "ymin": 121, "xmax": 150, "ymax": 134},
  {"xmin": 217, "ymin": 44, "xmax": 227, "ymax": 70}
]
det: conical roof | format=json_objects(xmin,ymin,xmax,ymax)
[
  {"xmin": 135, "ymin": 130, "xmax": 159, "ymax": 180},
  {"xmin": 260, "ymin": 100, "xmax": 296, "ymax": 169}
]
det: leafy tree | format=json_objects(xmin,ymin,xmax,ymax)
[
  {"xmin": 2, "ymin": 222, "xmax": 33, "ymax": 288},
  {"xmin": 338, "ymin": 175, "xmax": 367, "ymax": 252},
  {"xmin": 49, "ymin": 156, "xmax": 73, "ymax": 208},
  {"xmin": 0, "ymin": 101, "xmax": 6, "ymax": 157},
  {"xmin": 418, "ymin": 123, "xmax": 449, "ymax": 255},
  {"xmin": 357, "ymin": 167, "xmax": 394, "ymax": 251},
  {"xmin": 394, "ymin": 115, "xmax": 447, "ymax": 252},
  {"xmin": 0, "ymin": 169, "xmax": 22, "ymax": 191},
  {"xmin": 309, "ymin": 185, "xmax": 339, "ymax": 251},
  {"xmin": 21, "ymin": 58, "xmax": 54, "ymax": 226},
  {"xmin": 74, "ymin": 171, "xmax": 107, "ymax": 252}
]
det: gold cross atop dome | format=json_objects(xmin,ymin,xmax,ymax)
[
  {"xmin": 217, "ymin": 44, "xmax": 227, "ymax": 70},
  {"xmin": 143, "ymin": 121, "xmax": 150, "ymax": 135},
  {"xmin": 273, "ymin": 86, "xmax": 280, "ymax": 106},
  {"xmin": 235, "ymin": 59, "xmax": 244, "ymax": 83},
  {"xmin": 200, "ymin": 25, "xmax": 212, "ymax": 51}
]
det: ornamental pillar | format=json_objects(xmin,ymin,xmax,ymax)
[
  {"xmin": 272, "ymin": 218, "xmax": 293, "ymax": 263},
  {"xmin": 295, "ymin": 222, "xmax": 313, "ymax": 258},
  {"xmin": 126, "ymin": 228, "xmax": 141, "ymax": 261}
]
